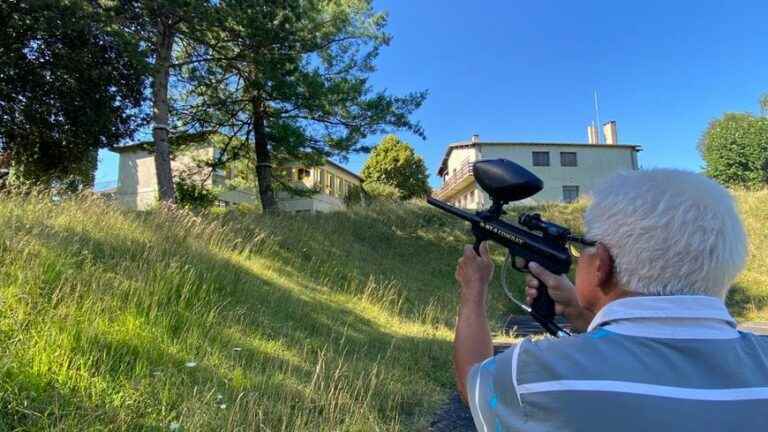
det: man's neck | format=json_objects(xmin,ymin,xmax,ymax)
[{"xmin": 592, "ymin": 285, "xmax": 639, "ymax": 316}]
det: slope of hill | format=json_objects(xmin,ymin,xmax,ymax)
[
  {"xmin": 0, "ymin": 190, "xmax": 764, "ymax": 431},
  {"xmin": 0, "ymin": 193, "xmax": 520, "ymax": 431}
]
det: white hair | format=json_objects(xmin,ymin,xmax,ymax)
[{"xmin": 584, "ymin": 169, "xmax": 747, "ymax": 298}]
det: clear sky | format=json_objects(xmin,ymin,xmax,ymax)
[{"xmin": 95, "ymin": 0, "xmax": 768, "ymax": 188}]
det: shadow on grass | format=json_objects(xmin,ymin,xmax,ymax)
[{"xmin": 219, "ymin": 207, "xmax": 522, "ymax": 328}]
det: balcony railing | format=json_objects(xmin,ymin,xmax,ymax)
[{"xmin": 435, "ymin": 161, "xmax": 474, "ymax": 199}]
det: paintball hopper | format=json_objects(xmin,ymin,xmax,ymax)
[{"xmin": 473, "ymin": 159, "xmax": 543, "ymax": 204}]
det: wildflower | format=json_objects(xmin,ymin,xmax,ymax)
[{"xmin": 185, "ymin": 361, "xmax": 197, "ymax": 368}]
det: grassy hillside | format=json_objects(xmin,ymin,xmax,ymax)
[
  {"xmin": 0, "ymin": 193, "xmax": 521, "ymax": 431},
  {"xmin": 0, "ymin": 190, "xmax": 764, "ymax": 431}
]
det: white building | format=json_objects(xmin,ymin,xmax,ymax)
[
  {"xmin": 435, "ymin": 122, "xmax": 641, "ymax": 208},
  {"xmin": 110, "ymin": 142, "xmax": 363, "ymax": 212}
]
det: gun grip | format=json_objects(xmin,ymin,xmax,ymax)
[
  {"xmin": 530, "ymin": 276, "xmax": 557, "ymax": 324},
  {"xmin": 473, "ymin": 239, "xmax": 482, "ymax": 256}
]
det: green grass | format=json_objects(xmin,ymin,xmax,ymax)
[
  {"xmin": 726, "ymin": 189, "xmax": 768, "ymax": 321},
  {"xmin": 0, "ymin": 190, "xmax": 764, "ymax": 431},
  {"xmin": 0, "ymin": 192, "xmax": 523, "ymax": 431}
]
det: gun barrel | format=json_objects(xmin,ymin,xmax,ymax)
[
  {"xmin": 426, "ymin": 196, "xmax": 483, "ymax": 225},
  {"xmin": 427, "ymin": 196, "xmax": 571, "ymax": 274}
]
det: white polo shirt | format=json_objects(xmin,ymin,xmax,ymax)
[{"xmin": 467, "ymin": 295, "xmax": 768, "ymax": 432}]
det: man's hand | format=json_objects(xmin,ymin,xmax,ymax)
[
  {"xmin": 520, "ymin": 259, "xmax": 593, "ymax": 333},
  {"xmin": 453, "ymin": 242, "xmax": 494, "ymax": 404},
  {"xmin": 455, "ymin": 242, "xmax": 494, "ymax": 305}
]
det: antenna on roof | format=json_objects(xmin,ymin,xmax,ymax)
[{"xmin": 593, "ymin": 90, "xmax": 601, "ymax": 144}]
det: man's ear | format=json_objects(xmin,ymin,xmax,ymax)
[{"xmin": 595, "ymin": 243, "xmax": 615, "ymax": 289}]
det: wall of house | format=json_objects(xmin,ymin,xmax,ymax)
[
  {"xmin": 446, "ymin": 184, "xmax": 484, "ymax": 210},
  {"xmin": 116, "ymin": 146, "xmax": 224, "ymax": 210},
  {"xmin": 476, "ymin": 144, "xmax": 638, "ymax": 203},
  {"xmin": 278, "ymin": 193, "xmax": 345, "ymax": 213},
  {"xmin": 310, "ymin": 164, "xmax": 361, "ymax": 199},
  {"xmin": 116, "ymin": 149, "xmax": 158, "ymax": 210},
  {"xmin": 116, "ymin": 148, "xmax": 363, "ymax": 213},
  {"xmin": 443, "ymin": 146, "xmax": 478, "ymax": 183}
]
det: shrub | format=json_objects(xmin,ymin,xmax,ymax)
[
  {"xmin": 363, "ymin": 181, "xmax": 402, "ymax": 201},
  {"xmin": 699, "ymin": 112, "xmax": 768, "ymax": 188},
  {"xmin": 175, "ymin": 178, "xmax": 217, "ymax": 209},
  {"xmin": 361, "ymin": 135, "xmax": 430, "ymax": 200}
]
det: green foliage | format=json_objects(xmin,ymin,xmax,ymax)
[
  {"xmin": 343, "ymin": 183, "xmax": 367, "ymax": 207},
  {"xmin": 0, "ymin": 0, "xmax": 149, "ymax": 187},
  {"xmin": 176, "ymin": 0, "xmax": 427, "ymax": 208},
  {"xmin": 174, "ymin": 178, "xmax": 217, "ymax": 209},
  {"xmin": 361, "ymin": 135, "xmax": 431, "ymax": 200},
  {"xmin": 363, "ymin": 181, "xmax": 402, "ymax": 201},
  {"xmin": 699, "ymin": 113, "xmax": 768, "ymax": 188}
]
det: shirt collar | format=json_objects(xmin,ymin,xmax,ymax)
[{"xmin": 587, "ymin": 295, "xmax": 738, "ymax": 339}]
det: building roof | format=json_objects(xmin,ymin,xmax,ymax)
[{"xmin": 437, "ymin": 141, "xmax": 643, "ymax": 176}]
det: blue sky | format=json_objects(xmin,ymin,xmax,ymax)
[{"xmin": 95, "ymin": 0, "xmax": 768, "ymax": 188}]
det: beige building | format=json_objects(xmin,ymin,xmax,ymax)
[
  {"xmin": 110, "ymin": 143, "xmax": 363, "ymax": 212},
  {"xmin": 435, "ymin": 123, "xmax": 641, "ymax": 208}
]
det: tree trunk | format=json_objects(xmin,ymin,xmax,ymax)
[
  {"xmin": 251, "ymin": 99, "xmax": 277, "ymax": 212},
  {"xmin": 0, "ymin": 150, "xmax": 9, "ymax": 191},
  {"xmin": 152, "ymin": 20, "xmax": 176, "ymax": 204}
]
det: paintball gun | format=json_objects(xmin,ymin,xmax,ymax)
[{"xmin": 427, "ymin": 159, "xmax": 594, "ymax": 337}]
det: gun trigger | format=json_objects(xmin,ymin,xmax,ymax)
[{"xmin": 473, "ymin": 239, "xmax": 482, "ymax": 256}]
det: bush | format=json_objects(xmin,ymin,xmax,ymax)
[
  {"xmin": 175, "ymin": 178, "xmax": 218, "ymax": 209},
  {"xmin": 363, "ymin": 181, "xmax": 402, "ymax": 201},
  {"xmin": 343, "ymin": 184, "xmax": 367, "ymax": 207},
  {"xmin": 361, "ymin": 135, "xmax": 430, "ymax": 200},
  {"xmin": 699, "ymin": 112, "xmax": 768, "ymax": 188}
]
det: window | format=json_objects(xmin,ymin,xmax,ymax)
[
  {"xmin": 326, "ymin": 173, "xmax": 334, "ymax": 195},
  {"xmin": 562, "ymin": 185, "xmax": 580, "ymax": 203},
  {"xmin": 560, "ymin": 152, "xmax": 578, "ymax": 167},
  {"xmin": 532, "ymin": 151, "xmax": 550, "ymax": 167},
  {"xmin": 297, "ymin": 168, "xmax": 311, "ymax": 179}
]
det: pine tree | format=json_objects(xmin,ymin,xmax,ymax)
[{"xmin": 177, "ymin": 0, "xmax": 426, "ymax": 212}]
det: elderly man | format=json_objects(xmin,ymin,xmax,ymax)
[{"xmin": 454, "ymin": 169, "xmax": 768, "ymax": 431}]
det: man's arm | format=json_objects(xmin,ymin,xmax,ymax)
[{"xmin": 454, "ymin": 243, "xmax": 494, "ymax": 404}]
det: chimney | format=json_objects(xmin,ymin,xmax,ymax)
[
  {"xmin": 603, "ymin": 121, "xmax": 618, "ymax": 145},
  {"xmin": 587, "ymin": 124, "xmax": 599, "ymax": 144},
  {"xmin": 471, "ymin": 134, "xmax": 480, "ymax": 144}
]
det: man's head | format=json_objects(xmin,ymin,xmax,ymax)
[{"xmin": 574, "ymin": 169, "xmax": 747, "ymax": 312}]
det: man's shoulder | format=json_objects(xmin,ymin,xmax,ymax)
[{"xmin": 499, "ymin": 328, "xmax": 620, "ymax": 361}]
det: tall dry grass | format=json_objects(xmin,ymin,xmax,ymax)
[{"xmin": 0, "ymin": 192, "xmax": 476, "ymax": 431}]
